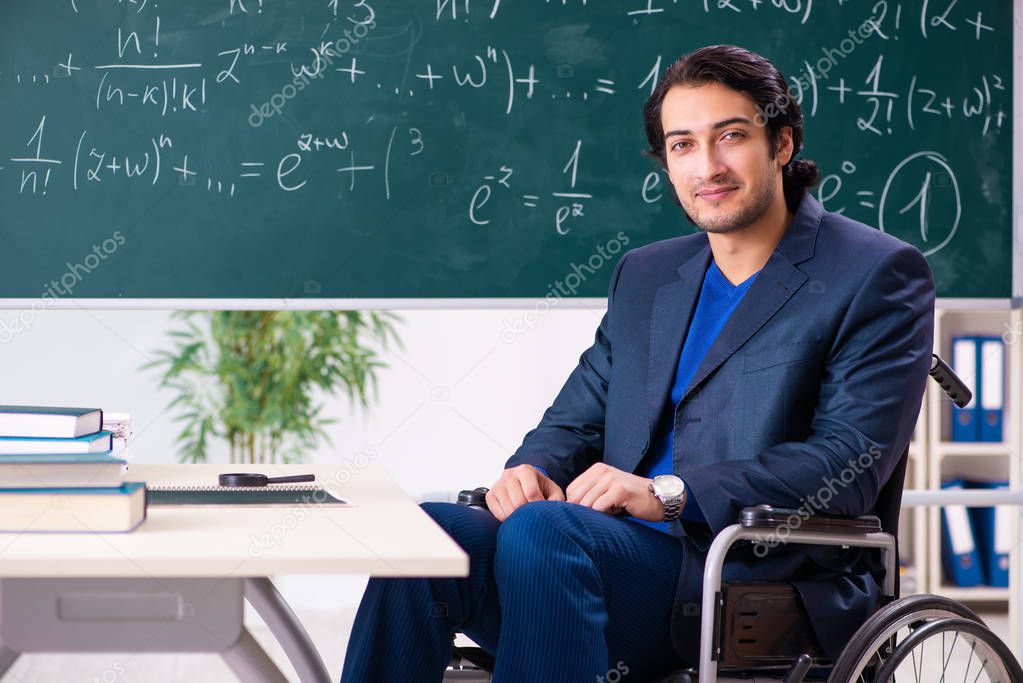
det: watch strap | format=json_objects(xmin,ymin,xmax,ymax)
[{"xmin": 661, "ymin": 493, "xmax": 684, "ymax": 522}]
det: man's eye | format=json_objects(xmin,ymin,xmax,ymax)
[
  {"xmin": 722, "ymin": 130, "xmax": 745, "ymax": 140},
  {"xmin": 670, "ymin": 141, "xmax": 690, "ymax": 151}
]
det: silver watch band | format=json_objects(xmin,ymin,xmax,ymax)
[{"xmin": 661, "ymin": 496, "xmax": 683, "ymax": 522}]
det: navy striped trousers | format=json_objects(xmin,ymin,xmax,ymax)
[{"xmin": 340, "ymin": 500, "xmax": 702, "ymax": 682}]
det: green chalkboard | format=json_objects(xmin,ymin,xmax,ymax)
[{"xmin": 0, "ymin": 0, "xmax": 1013, "ymax": 300}]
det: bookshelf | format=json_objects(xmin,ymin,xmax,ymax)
[{"xmin": 897, "ymin": 307, "xmax": 1022, "ymax": 608}]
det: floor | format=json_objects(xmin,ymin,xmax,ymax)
[
  {"xmin": 0, "ymin": 607, "xmax": 1012, "ymax": 681},
  {"xmin": 0, "ymin": 603, "xmax": 358, "ymax": 683}
]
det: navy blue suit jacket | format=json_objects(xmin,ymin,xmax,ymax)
[{"xmin": 505, "ymin": 192, "xmax": 935, "ymax": 662}]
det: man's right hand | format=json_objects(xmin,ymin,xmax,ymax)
[{"xmin": 485, "ymin": 464, "xmax": 566, "ymax": 522}]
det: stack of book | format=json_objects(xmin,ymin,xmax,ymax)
[{"xmin": 0, "ymin": 406, "xmax": 146, "ymax": 532}]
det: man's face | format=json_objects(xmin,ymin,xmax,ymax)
[{"xmin": 660, "ymin": 83, "xmax": 791, "ymax": 233}]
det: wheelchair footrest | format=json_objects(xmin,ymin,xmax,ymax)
[{"xmin": 716, "ymin": 583, "xmax": 828, "ymax": 671}]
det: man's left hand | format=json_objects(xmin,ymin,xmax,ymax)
[{"xmin": 565, "ymin": 462, "xmax": 665, "ymax": 522}]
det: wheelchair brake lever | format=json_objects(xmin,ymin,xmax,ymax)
[{"xmin": 781, "ymin": 652, "xmax": 813, "ymax": 683}]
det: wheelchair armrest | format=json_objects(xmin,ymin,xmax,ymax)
[{"xmin": 740, "ymin": 504, "xmax": 881, "ymax": 535}]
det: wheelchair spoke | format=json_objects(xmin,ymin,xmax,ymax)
[
  {"xmin": 941, "ymin": 630, "xmax": 959, "ymax": 679},
  {"xmin": 961, "ymin": 640, "xmax": 976, "ymax": 683},
  {"xmin": 942, "ymin": 632, "xmax": 946, "ymax": 680},
  {"xmin": 970, "ymin": 655, "xmax": 987, "ymax": 683},
  {"xmin": 918, "ymin": 638, "xmax": 925, "ymax": 683}
]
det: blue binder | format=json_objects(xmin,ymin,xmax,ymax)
[
  {"xmin": 940, "ymin": 480, "xmax": 984, "ymax": 587},
  {"xmin": 950, "ymin": 337, "xmax": 978, "ymax": 441},
  {"xmin": 968, "ymin": 480, "xmax": 1010, "ymax": 588},
  {"xmin": 977, "ymin": 337, "xmax": 1004, "ymax": 442}
]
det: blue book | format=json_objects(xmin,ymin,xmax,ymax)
[
  {"xmin": 0, "ymin": 431, "xmax": 113, "ymax": 455},
  {"xmin": 940, "ymin": 480, "xmax": 984, "ymax": 587},
  {"xmin": 0, "ymin": 481, "xmax": 145, "ymax": 533},
  {"xmin": 0, "ymin": 453, "xmax": 125, "ymax": 488},
  {"xmin": 0, "ymin": 406, "xmax": 102, "ymax": 438}
]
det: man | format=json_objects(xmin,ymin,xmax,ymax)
[{"xmin": 341, "ymin": 44, "xmax": 934, "ymax": 682}]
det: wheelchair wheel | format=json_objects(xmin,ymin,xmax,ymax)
[
  {"xmin": 828, "ymin": 594, "xmax": 1018, "ymax": 682},
  {"xmin": 872, "ymin": 617, "xmax": 1023, "ymax": 682}
]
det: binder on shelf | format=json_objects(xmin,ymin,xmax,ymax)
[
  {"xmin": 939, "ymin": 480, "xmax": 984, "ymax": 587},
  {"xmin": 968, "ymin": 480, "xmax": 1010, "ymax": 588},
  {"xmin": 950, "ymin": 337, "xmax": 978, "ymax": 441},
  {"xmin": 978, "ymin": 338, "xmax": 1004, "ymax": 442}
]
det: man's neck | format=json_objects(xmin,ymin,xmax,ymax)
[{"xmin": 707, "ymin": 194, "xmax": 793, "ymax": 286}]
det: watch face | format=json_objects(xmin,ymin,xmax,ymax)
[{"xmin": 653, "ymin": 475, "xmax": 684, "ymax": 497}]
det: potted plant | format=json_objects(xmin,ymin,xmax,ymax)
[{"xmin": 144, "ymin": 310, "xmax": 400, "ymax": 464}]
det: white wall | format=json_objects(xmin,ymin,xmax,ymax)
[{"xmin": 0, "ymin": 304, "xmax": 607, "ymax": 611}]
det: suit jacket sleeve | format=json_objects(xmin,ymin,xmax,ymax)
[
  {"xmin": 683, "ymin": 244, "xmax": 935, "ymax": 535},
  {"xmin": 503, "ymin": 253, "xmax": 629, "ymax": 490}
]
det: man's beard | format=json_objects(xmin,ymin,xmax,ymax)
[{"xmin": 683, "ymin": 171, "xmax": 776, "ymax": 234}]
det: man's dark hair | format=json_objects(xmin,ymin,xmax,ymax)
[{"xmin": 643, "ymin": 44, "xmax": 819, "ymax": 212}]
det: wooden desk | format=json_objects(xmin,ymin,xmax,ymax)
[{"xmin": 0, "ymin": 464, "xmax": 469, "ymax": 682}]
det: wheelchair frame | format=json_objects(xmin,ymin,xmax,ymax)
[
  {"xmin": 446, "ymin": 495, "xmax": 895, "ymax": 683},
  {"xmin": 695, "ymin": 512, "xmax": 897, "ymax": 683}
]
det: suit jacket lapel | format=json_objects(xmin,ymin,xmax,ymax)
[{"xmin": 645, "ymin": 245, "xmax": 711, "ymax": 440}]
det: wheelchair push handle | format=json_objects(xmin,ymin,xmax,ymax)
[
  {"xmin": 457, "ymin": 486, "xmax": 491, "ymax": 511},
  {"xmin": 929, "ymin": 353, "xmax": 972, "ymax": 408}
]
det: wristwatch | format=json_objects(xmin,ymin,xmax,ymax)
[{"xmin": 649, "ymin": 475, "xmax": 687, "ymax": 522}]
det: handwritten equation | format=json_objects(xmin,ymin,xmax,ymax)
[{"xmin": 0, "ymin": 0, "xmax": 1011, "ymax": 261}]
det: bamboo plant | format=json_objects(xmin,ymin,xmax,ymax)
[{"xmin": 144, "ymin": 310, "xmax": 400, "ymax": 464}]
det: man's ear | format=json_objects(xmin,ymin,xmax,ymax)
[{"xmin": 776, "ymin": 126, "xmax": 794, "ymax": 167}]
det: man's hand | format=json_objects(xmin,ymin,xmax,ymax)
[
  {"xmin": 566, "ymin": 462, "xmax": 665, "ymax": 522},
  {"xmin": 486, "ymin": 465, "xmax": 566, "ymax": 522}
]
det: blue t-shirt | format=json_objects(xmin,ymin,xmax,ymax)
[{"xmin": 628, "ymin": 259, "xmax": 759, "ymax": 532}]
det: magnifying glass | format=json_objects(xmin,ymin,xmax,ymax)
[{"xmin": 218, "ymin": 472, "xmax": 316, "ymax": 487}]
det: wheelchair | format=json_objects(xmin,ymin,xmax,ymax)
[{"xmin": 444, "ymin": 355, "xmax": 1023, "ymax": 683}]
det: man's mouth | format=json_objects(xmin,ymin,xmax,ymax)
[{"xmin": 697, "ymin": 186, "xmax": 738, "ymax": 201}]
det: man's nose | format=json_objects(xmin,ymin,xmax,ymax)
[{"xmin": 693, "ymin": 145, "xmax": 728, "ymax": 183}]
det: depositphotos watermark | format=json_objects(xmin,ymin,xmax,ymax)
[
  {"xmin": 597, "ymin": 660, "xmax": 630, "ymax": 683},
  {"xmin": 89, "ymin": 661, "xmax": 126, "ymax": 683},
  {"xmin": 500, "ymin": 230, "xmax": 631, "ymax": 344},
  {"xmin": 753, "ymin": 444, "xmax": 883, "ymax": 557},
  {"xmin": 1003, "ymin": 320, "xmax": 1021, "ymax": 345},
  {"xmin": 754, "ymin": 13, "xmax": 881, "ymax": 127},
  {"xmin": 249, "ymin": 18, "xmax": 377, "ymax": 127},
  {"xmin": 246, "ymin": 446, "xmax": 378, "ymax": 558},
  {"xmin": 0, "ymin": 230, "xmax": 126, "ymax": 344}
]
